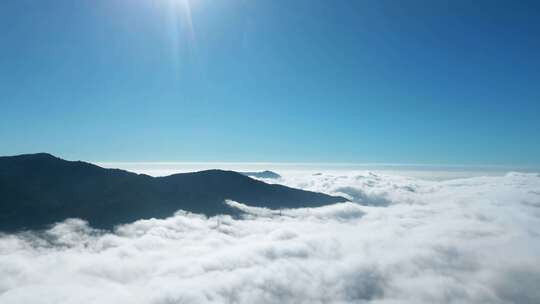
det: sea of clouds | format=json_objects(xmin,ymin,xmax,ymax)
[{"xmin": 1, "ymin": 170, "xmax": 540, "ymax": 303}]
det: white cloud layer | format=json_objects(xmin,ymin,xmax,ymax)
[{"xmin": 1, "ymin": 171, "xmax": 540, "ymax": 303}]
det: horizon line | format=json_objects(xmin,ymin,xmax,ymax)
[{"xmin": 93, "ymin": 161, "xmax": 540, "ymax": 170}]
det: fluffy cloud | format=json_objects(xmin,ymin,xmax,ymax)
[{"xmin": 1, "ymin": 171, "xmax": 540, "ymax": 303}]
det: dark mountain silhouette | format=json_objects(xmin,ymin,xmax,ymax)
[
  {"xmin": 240, "ymin": 170, "xmax": 281, "ymax": 179},
  {"xmin": 0, "ymin": 153, "xmax": 346, "ymax": 231}
]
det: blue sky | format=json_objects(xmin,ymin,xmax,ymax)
[{"xmin": 1, "ymin": 0, "xmax": 539, "ymax": 165}]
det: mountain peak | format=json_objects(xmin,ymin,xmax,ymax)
[
  {"xmin": 2, "ymin": 152, "xmax": 59, "ymax": 160},
  {"xmin": 240, "ymin": 170, "xmax": 282, "ymax": 179}
]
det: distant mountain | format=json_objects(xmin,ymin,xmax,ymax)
[
  {"xmin": 240, "ymin": 170, "xmax": 281, "ymax": 179},
  {"xmin": 0, "ymin": 153, "xmax": 346, "ymax": 231}
]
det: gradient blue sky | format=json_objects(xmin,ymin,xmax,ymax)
[{"xmin": 1, "ymin": 0, "xmax": 539, "ymax": 165}]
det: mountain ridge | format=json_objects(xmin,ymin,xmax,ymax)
[{"xmin": 0, "ymin": 153, "xmax": 346, "ymax": 231}]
